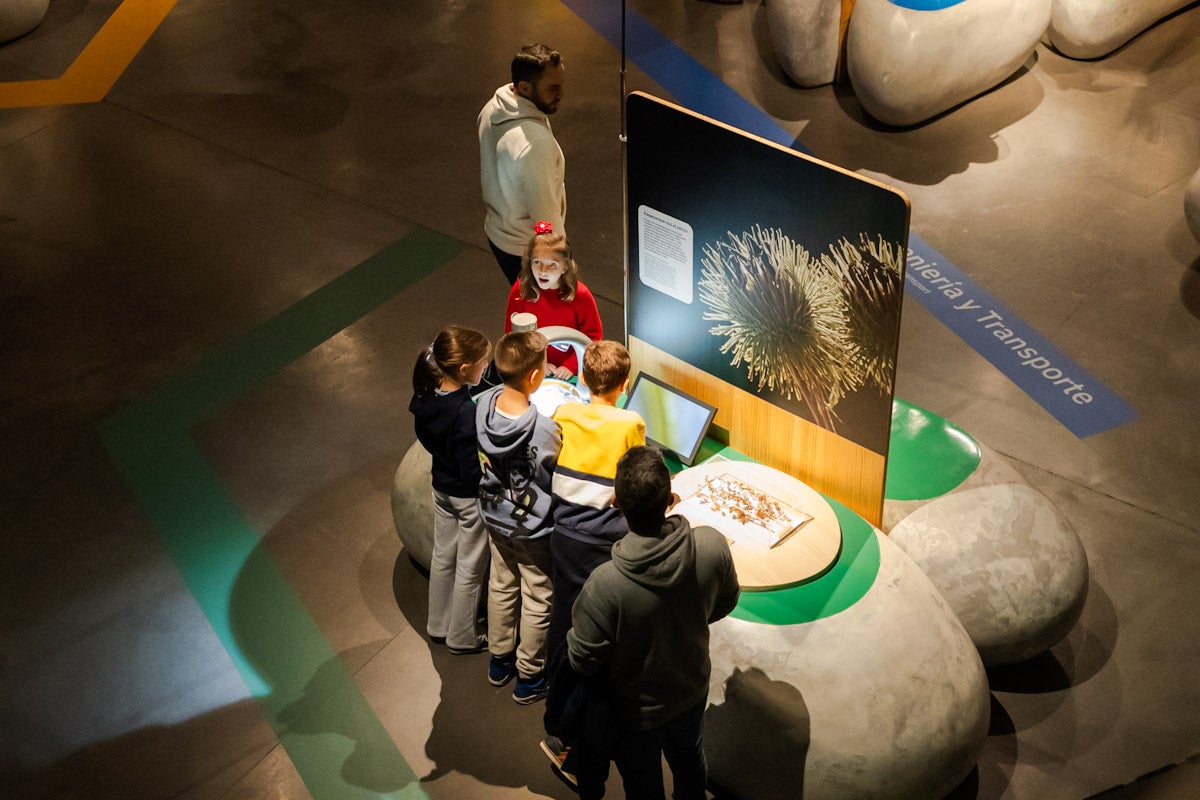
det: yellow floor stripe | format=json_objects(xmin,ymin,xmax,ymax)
[{"xmin": 0, "ymin": 0, "xmax": 177, "ymax": 109}]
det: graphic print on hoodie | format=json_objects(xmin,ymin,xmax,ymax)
[{"xmin": 475, "ymin": 385, "xmax": 562, "ymax": 539}]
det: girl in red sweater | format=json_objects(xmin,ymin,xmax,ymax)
[{"xmin": 504, "ymin": 221, "xmax": 603, "ymax": 379}]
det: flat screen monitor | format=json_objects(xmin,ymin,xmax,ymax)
[{"xmin": 623, "ymin": 373, "xmax": 717, "ymax": 466}]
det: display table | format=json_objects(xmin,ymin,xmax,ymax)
[
  {"xmin": 389, "ymin": 397, "xmax": 1083, "ymax": 797},
  {"xmin": 671, "ymin": 459, "xmax": 842, "ymax": 591}
]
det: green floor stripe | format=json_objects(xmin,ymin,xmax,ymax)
[
  {"xmin": 99, "ymin": 227, "xmax": 462, "ymax": 800},
  {"xmin": 132, "ymin": 228, "xmax": 464, "ymax": 426}
]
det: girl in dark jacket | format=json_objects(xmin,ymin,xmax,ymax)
[{"xmin": 409, "ymin": 325, "xmax": 492, "ymax": 652}]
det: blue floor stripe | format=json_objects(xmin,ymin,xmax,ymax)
[
  {"xmin": 905, "ymin": 238, "xmax": 1136, "ymax": 437},
  {"xmin": 560, "ymin": 0, "xmax": 1136, "ymax": 437},
  {"xmin": 562, "ymin": 0, "xmax": 797, "ymax": 146}
]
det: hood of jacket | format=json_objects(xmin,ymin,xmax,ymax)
[
  {"xmin": 611, "ymin": 515, "xmax": 696, "ymax": 589},
  {"xmin": 476, "ymin": 386, "xmax": 540, "ymax": 457},
  {"xmin": 486, "ymin": 84, "xmax": 548, "ymax": 128}
]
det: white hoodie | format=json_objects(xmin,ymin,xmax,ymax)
[{"xmin": 478, "ymin": 84, "xmax": 567, "ymax": 256}]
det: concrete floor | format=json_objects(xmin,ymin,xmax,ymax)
[{"xmin": 2, "ymin": 1, "xmax": 1198, "ymax": 798}]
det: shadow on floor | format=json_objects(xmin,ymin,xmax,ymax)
[
  {"xmin": 1, "ymin": 697, "xmax": 279, "ymax": 799},
  {"xmin": 987, "ymin": 576, "xmax": 1117, "ymax": 695},
  {"xmin": 391, "ymin": 551, "xmax": 574, "ymax": 797}
]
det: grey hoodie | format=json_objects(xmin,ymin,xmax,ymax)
[
  {"xmin": 475, "ymin": 385, "xmax": 562, "ymax": 539},
  {"xmin": 567, "ymin": 515, "xmax": 740, "ymax": 730}
]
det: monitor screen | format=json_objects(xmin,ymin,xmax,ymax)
[{"xmin": 623, "ymin": 373, "xmax": 717, "ymax": 466}]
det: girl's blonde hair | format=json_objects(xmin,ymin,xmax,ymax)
[
  {"xmin": 412, "ymin": 325, "xmax": 491, "ymax": 397},
  {"xmin": 517, "ymin": 228, "xmax": 579, "ymax": 302}
]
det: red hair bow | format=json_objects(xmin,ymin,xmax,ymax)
[{"xmin": 534, "ymin": 220, "xmax": 554, "ymax": 235}]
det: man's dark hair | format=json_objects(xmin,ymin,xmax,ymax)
[
  {"xmin": 614, "ymin": 446, "xmax": 672, "ymax": 535},
  {"xmin": 512, "ymin": 43, "xmax": 562, "ymax": 86}
]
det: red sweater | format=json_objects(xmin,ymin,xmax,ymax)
[{"xmin": 505, "ymin": 280, "xmax": 603, "ymax": 375}]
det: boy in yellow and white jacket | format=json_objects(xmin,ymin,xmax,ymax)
[{"xmin": 544, "ymin": 340, "xmax": 645, "ymax": 669}]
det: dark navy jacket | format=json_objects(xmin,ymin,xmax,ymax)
[{"xmin": 409, "ymin": 386, "xmax": 481, "ymax": 498}]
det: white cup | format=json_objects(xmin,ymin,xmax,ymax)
[{"xmin": 510, "ymin": 312, "xmax": 538, "ymax": 332}]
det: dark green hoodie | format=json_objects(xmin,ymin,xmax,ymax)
[{"xmin": 566, "ymin": 515, "xmax": 740, "ymax": 731}]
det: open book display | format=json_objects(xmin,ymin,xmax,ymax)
[
  {"xmin": 670, "ymin": 460, "xmax": 840, "ymax": 590},
  {"xmin": 675, "ymin": 472, "xmax": 813, "ymax": 549}
]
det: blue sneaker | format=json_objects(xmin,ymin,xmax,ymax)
[
  {"xmin": 488, "ymin": 653, "xmax": 517, "ymax": 687},
  {"xmin": 513, "ymin": 672, "xmax": 549, "ymax": 705}
]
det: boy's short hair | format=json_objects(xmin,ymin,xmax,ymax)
[
  {"xmin": 615, "ymin": 446, "xmax": 672, "ymax": 534},
  {"xmin": 582, "ymin": 340, "xmax": 630, "ymax": 395},
  {"xmin": 494, "ymin": 331, "xmax": 548, "ymax": 384}
]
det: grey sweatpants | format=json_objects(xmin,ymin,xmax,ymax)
[{"xmin": 427, "ymin": 490, "xmax": 489, "ymax": 650}]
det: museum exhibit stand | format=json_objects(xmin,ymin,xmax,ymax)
[
  {"xmin": 392, "ymin": 91, "xmax": 1091, "ymax": 798},
  {"xmin": 392, "ymin": 392, "xmax": 1089, "ymax": 798}
]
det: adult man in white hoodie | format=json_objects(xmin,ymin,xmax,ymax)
[{"xmin": 478, "ymin": 43, "xmax": 567, "ymax": 283}]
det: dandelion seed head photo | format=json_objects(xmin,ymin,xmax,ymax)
[
  {"xmin": 698, "ymin": 225, "xmax": 855, "ymax": 430},
  {"xmin": 821, "ymin": 234, "xmax": 905, "ymax": 392}
]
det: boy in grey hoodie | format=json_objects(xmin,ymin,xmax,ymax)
[{"xmin": 476, "ymin": 331, "xmax": 563, "ymax": 704}]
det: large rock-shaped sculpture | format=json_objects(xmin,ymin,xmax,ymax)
[
  {"xmin": 846, "ymin": 0, "xmax": 1052, "ymax": 126},
  {"xmin": 392, "ymin": 441, "xmax": 434, "ymax": 570},
  {"xmin": 706, "ymin": 529, "xmax": 990, "ymax": 799},
  {"xmin": 1046, "ymin": 0, "xmax": 1195, "ymax": 60},
  {"xmin": 392, "ymin": 397, "xmax": 1099, "ymax": 793},
  {"xmin": 883, "ymin": 401, "xmax": 1089, "ymax": 666},
  {"xmin": 769, "ymin": 0, "xmax": 1198, "ymax": 124},
  {"xmin": 1186, "ymin": 166, "xmax": 1200, "ymax": 244},
  {"xmin": 768, "ymin": 0, "xmax": 842, "ymax": 87},
  {"xmin": 890, "ymin": 481, "xmax": 1089, "ymax": 665},
  {"xmin": 0, "ymin": 0, "xmax": 49, "ymax": 43}
]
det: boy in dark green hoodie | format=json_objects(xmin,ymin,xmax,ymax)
[{"xmin": 563, "ymin": 445, "xmax": 740, "ymax": 799}]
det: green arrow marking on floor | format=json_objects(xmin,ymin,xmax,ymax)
[{"xmin": 100, "ymin": 227, "xmax": 463, "ymax": 800}]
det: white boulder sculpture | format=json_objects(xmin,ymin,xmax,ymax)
[
  {"xmin": 0, "ymin": 0, "xmax": 49, "ymax": 43},
  {"xmin": 1046, "ymin": 0, "xmax": 1196, "ymax": 59},
  {"xmin": 770, "ymin": 0, "xmax": 1199, "ymax": 126},
  {"xmin": 890, "ymin": 480, "xmax": 1089, "ymax": 666},
  {"xmin": 768, "ymin": 0, "xmax": 842, "ymax": 87},
  {"xmin": 392, "ymin": 442, "xmax": 435, "ymax": 570},
  {"xmin": 706, "ymin": 531, "xmax": 990, "ymax": 799},
  {"xmin": 884, "ymin": 409, "xmax": 1090, "ymax": 667},
  {"xmin": 1185, "ymin": 166, "xmax": 1200, "ymax": 244},
  {"xmin": 846, "ymin": 0, "xmax": 1052, "ymax": 126}
]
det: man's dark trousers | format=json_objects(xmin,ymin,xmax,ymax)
[{"xmin": 575, "ymin": 700, "xmax": 708, "ymax": 800}]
